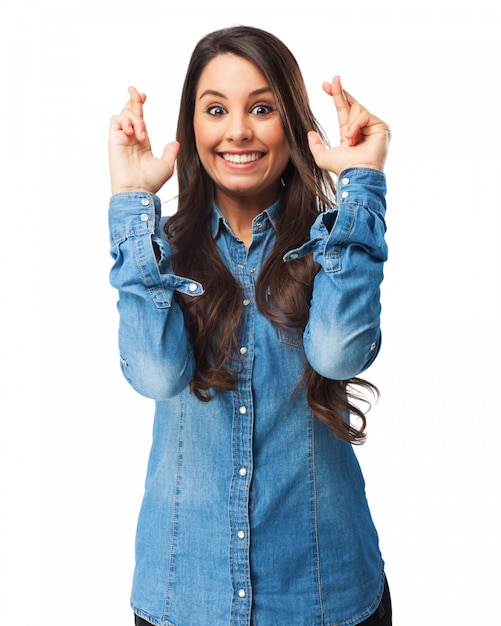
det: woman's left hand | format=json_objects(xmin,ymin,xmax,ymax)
[{"xmin": 308, "ymin": 76, "xmax": 391, "ymax": 175}]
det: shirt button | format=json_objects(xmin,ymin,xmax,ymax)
[
  {"xmin": 341, "ymin": 177, "xmax": 350, "ymax": 185},
  {"xmin": 239, "ymin": 467, "xmax": 247, "ymax": 476},
  {"xmin": 188, "ymin": 283, "xmax": 198, "ymax": 293},
  {"xmin": 256, "ymin": 221, "xmax": 262, "ymax": 228},
  {"xmin": 239, "ymin": 346, "xmax": 248, "ymax": 355},
  {"xmin": 238, "ymin": 589, "xmax": 246, "ymax": 598},
  {"xmin": 239, "ymin": 406, "xmax": 247, "ymax": 414},
  {"xmin": 249, "ymin": 267, "xmax": 256, "ymax": 273},
  {"xmin": 237, "ymin": 263, "xmax": 244, "ymax": 270},
  {"xmin": 238, "ymin": 530, "xmax": 245, "ymax": 539},
  {"xmin": 290, "ymin": 252, "xmax": 299, "ymax": 260},
  {"xmin": 370, "ymin": 342, "xmax": 377, "ymax": 351},
  {"xmin": 242, "ymin": 298, "xmax": 250, "ymax": 306},
  {"xmin": 141, "ymin": 198, "xmax": 149, "ymax": 206},
  {"xmin": 341, "ymin": 191, "xmax": 349, "ymax": 199},
  {"xmin": 140, "ymin": 213, "xmax": 149, "ymax": 221}
]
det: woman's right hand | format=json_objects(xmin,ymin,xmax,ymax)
[{"xmin": 108, "ymin": 86, "xmax": 180, "ymax": 195}]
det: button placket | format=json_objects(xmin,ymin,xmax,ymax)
[{"xmin": 228, "ymin": 236, "xmax": 254, "ymax": 620}]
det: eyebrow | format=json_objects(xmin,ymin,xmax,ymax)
[{"xmin": 198, "ymin": 86, "xmax": 273, "ymax": 100}]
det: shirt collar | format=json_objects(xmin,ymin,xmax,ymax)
[{"xmin": 211, "ymin": 197, "xmax": 282, "ymax": 239}]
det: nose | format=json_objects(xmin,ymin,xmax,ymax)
[{"xmin": 225, "ymin": 112, "xmax": 253, "ymax": 142}]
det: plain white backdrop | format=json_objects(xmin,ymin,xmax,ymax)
[{"xmin": 2, "ymin": 0, "xmax": 500, "ymax": 624}]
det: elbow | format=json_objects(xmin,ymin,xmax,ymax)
[
  {"xmin": 119, "ymin": 353, "xmax": 193, "ymax": 399},
  {"xmin": 304, "ymin": 330, "xmax": 381, "ymax": 380}
]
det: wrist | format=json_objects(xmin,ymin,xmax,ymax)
[
  {"xmin": 339, "ymin": 162, "xmax": 385, "ymax": 174},
  {"xmin": 111, "ymin": 185, "xmax": 155, "ymax": 195}
]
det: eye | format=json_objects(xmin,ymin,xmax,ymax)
[
  {"xmin": 251, "ymin": 103, "xmax": 274, "ymax": 116},
  {"xmin": 207, "ymin": 105, "xmax": 227, "ymax": 116}
]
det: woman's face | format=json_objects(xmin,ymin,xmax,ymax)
[{"xmin": 193, "ymin": 53, "xmax": 290, "ymax": 211}]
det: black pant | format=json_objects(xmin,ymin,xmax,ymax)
[
  {"xmin": 358, "ymin": 575, "xmax": 392, "ymax": 625},
  {"xmin": 134, "ymin": 576, "xmax": 392, "ymax": 625}
]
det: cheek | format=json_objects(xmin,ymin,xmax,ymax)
[
  {"xmin": 194, "ymin": 128, "xmax": 221, "ymax": 170},
  {"xmin": 193, "ymin": 115, "xmax": 211, "ymax": 149},
  {"xmin": 193, "ymin": 130, "xmax": 212, "ymax": 173},
  {"xmin": 193, "ymin": 121, "xmax": 205, "ymax": 152},
  {"xmin": 269, "ymin": 124, "xmax": 289, "ymax": 157}
]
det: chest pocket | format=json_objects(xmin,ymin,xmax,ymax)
[{"xmin": 278, "ymin": 325, "xmax": 304, "ymax": 349}]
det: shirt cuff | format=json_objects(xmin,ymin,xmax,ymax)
[
  {"xmin": 336, "ymin": 167, "xmax": 386, "ymax": 213},
  {"xmin": 108, "ymin": 191, "xmax": 161, "ymax": 245},
  {"xmin": 283, "ymin": 168, "xmax": 387, "ymax": 263}
]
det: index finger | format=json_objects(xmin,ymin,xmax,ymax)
[
  {"xmin": 115, "ymin": 87, "xmax": 148, "ymax": 142},
  {"xmin": 127, "ymin": 86, "xmax": 147, "ymax": 116},
  {"xmin": 323, "ymin": 76, "xmax": 358, "ymax": 130}
]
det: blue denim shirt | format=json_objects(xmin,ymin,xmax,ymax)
[{"xmin": 109, "ymin": 168, "xmax": 388, "ymax": 626}]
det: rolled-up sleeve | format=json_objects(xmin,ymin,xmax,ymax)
[
  {"xmin": 284, "ymin": 168, "xmax": 388, "ymax": 380},
  {"xmin": 109, "ymin": 192, "xmax": 202, "ymax": 398}
]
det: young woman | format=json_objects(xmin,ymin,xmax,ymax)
[{"xmin": 108, "ymin": 25, "xmax": 392, "ymax": 626}]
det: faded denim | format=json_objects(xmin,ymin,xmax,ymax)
[{"xmin": 109, "ymin": 168, "xmax": 388, "ymax": 626}]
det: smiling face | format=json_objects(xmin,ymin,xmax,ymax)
[{"xmin": 193, "ymin": 53, "xmax": 290, "ymax": 214}]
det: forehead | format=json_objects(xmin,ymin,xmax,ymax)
[{"xmin": 196, "ymin": 53, "xmax": 270, "ymax": 97}]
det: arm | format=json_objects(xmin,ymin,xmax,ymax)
[
  {"xmin": 292, "ymin": 76, "xmax": 391, "ymax": 379},
  {"xmin": 284, "ymin": 168, "xmax": 387, "ymax": 380},
  {"xmin": 109, "ymin": 192, "xmax": 202, "ymax": 398},
  {"xmin": 108, "ymin": 87, "xmax": 200, "ymax": 398}
]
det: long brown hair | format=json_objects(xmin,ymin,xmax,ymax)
[{"xmin": 165, "ymin": 26, "xmax": 377, "ymax": 443}]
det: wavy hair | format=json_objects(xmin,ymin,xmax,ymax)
[{"xmin": 165, "ymin": 25, "xmax": 377, "ymax": 443}]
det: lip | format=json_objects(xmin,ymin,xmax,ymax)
[{"xmin": 218, "ymin": 151, "xmax": 265, "ymax": 166}]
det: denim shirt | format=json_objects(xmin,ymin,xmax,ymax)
[{"xmin": 109, "ymin": 168, "xmax": 388, "ymax": 626}]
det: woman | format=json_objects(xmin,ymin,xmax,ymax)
[{"xmin": 108, "ymin": 25, "xmax": 392, "ymax": 626}]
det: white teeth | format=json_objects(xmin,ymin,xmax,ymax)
[{"xmin": 221, "ymin": 152, "xmax": 262, "ymax": 164}]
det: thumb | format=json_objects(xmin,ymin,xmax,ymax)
[
  {"xmin": 161, "ymin": 140, "xmax": 180, "ymax": 171},
  {"xmin": 307, "ymin": 131, "xmax": 329, "ymax": 168}
]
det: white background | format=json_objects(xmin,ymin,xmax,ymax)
[{"xmin": 1, "ymin": 0, "xmax": 500, "ymax": 624}]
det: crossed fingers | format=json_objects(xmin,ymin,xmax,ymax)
[
  {"xmin": 112, "ymin": 86, "xmax": 148, "ymax": 142},
  {"xmin": 324, "ymin": 76, "xmax": 371, "ymax": 146}
]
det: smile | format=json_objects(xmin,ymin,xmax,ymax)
[{"xmin": 220, "ymin": 152, "xmax": 264, "ymax": 164}]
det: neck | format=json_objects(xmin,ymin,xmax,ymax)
[
  {"xmin": 219, "ymin": 205, "xmax": 256, "ymax": 248},
  {"xmin": 215, "ymin": 190, "xmax": 278, "ymax": 249}
]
